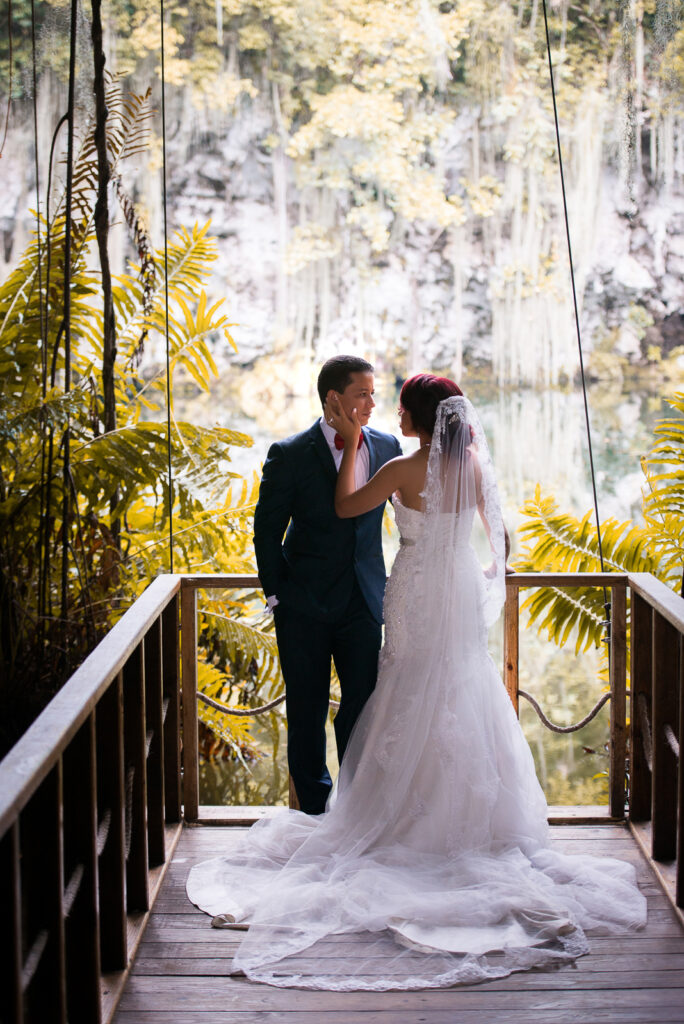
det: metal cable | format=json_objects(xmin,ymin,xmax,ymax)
[
  {"xmin": 541, "ymin": 0, "xmax": 610, "ymax": 636},
  {"xmin": 0, "ymin": 0, "xmax": 12, "ymax": 157},
  {"xmin": 160, "ymin": 0, "xmax": 174, "ymax": 571},
  {"xmin": 31, "ymin": 0, "xmax": 49, "ymax": 654},
  {"xmin": 61, "ymin": 0, "xmax": 79, "ymax": 635}
]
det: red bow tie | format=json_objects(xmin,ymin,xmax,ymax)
[{"xmin": 334, "ymin": 433, "xmax": 364, "ymax": 451}]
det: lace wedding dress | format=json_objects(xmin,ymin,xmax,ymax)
[{"xmin": 186, "ymin": 397, "xmax": 646, "ymax": 990}]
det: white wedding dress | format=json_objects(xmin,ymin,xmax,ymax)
[{"xmin": 186, "ymin": 397, "xmax": 646, "ymax": 990}]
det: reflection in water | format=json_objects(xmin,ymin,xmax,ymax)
[{"xmin": 179, "ymin": 369, "xmax": 669, "ymax": 807}]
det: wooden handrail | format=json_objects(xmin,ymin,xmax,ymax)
[
  {"xmin": 628, "ymin": 572, "xmax": 684, "ymax": 632},
  {"xmin": 0, "ymin": 574, "xmax": 182, "ymax": 837},
  {"xmin": 626, "ymin": 574, "xmax": 684, "ymax": 912},
  {"xmin": 181, "ymin": 573, "xmax": 261, "ymax": 588},
  {"xmin": 0, "ymin": 574, "xmax": 183, "ymax": 1023},
  {"xmin": 507, "ymin": 572, "xmax": 628, "ymax": 587}
]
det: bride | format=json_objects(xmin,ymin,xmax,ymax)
[{"xmin": 186, "ymin": 375, "xmax": 646, "ymax": 990}]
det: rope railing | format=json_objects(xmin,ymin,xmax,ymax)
[
  {"xmin": 197, "ymin": 678, "xmax": 608, "ymax": 736},
  {"xmin": 638, "ymin": 691, "xmax": 654, "ymax": 773},
  {"xmin": 665, "ymin": 724, "xmax": 680, "ymax": 760},
  {"xmin": 518, "ymin": 689, "xmax": 611, "ymax": 735},
  {"xmin": 197, "ymin": 692, "xmax": 340, "ymax": 716}
]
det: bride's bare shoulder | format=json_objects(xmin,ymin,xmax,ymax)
[{"xmin": 391, "ymin": 448, "xmax": 428, "ymax": 511}]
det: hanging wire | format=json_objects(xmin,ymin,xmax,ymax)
[
  {"xmin": 39, "ymin": 114, "xmax": 69, "ymax": 625},
  {"xmin": 30, "ymin": 0, "xmax": 46, "ymax": 396},
  {"xmin": 541, "ymin": 0, "xmax": 611, "ymax": 641},
  {"xmin": 0, "ymin": 0, "xmax": 12, "ymax": 158},
  {"xmin": 160, "ymin": 0, "xmax": 174, "ymax": 572},
  {"xmin": 60, "ymin": 0, "xmax": 79, "ymax": 642},
  {"xmin": 30, "ymin": 0, "xmax": 50, "ymax": 646}
]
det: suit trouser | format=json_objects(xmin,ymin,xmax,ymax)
[{"xmin": 273, "ymin": 580, "xmax": 382, "ymax": 815}]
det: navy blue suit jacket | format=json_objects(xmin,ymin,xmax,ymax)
[{"xmin": 254, "ymin": 421, "xmax": 402, "ymax": 624}]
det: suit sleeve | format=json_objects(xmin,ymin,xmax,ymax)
[{"xmin": 253, "ymin": 442, "xmax": 296, "ymax": 599}]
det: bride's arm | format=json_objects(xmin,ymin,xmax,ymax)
[
  {"xmin": 478, "ymin": 497, "xmax": 511, "ymax": 567},
  {"xmin": 336, "ymin": 456, "xmax": 404, "ymax": 518},
  {"xmin": 325, "ymin": 395, "xmax": 403, "ymax": 518},
  {"xmin": 473, "ymin": 453, "xmax": 511, "ymax": 569}
]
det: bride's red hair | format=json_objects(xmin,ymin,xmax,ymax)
[{"xmin": 399, "ymin": 374, "xmax": 463, "ymax": 436}]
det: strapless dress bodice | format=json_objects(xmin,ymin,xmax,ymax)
[{"xmin": 392, "ymin": 493, "xmax": 423, "ymax": 545}]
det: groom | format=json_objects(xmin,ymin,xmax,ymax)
[{"xmin": 254, "ymin": 356, "xmax": 401, "ymax": 814}]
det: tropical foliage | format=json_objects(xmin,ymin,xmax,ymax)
[
  {"xmin": 0, "ymin": 77, "xmax": 282, "ymax": 761},
  {"xmin": 514, "ymin": 391, "xmax": 684, "ymax": 654}
]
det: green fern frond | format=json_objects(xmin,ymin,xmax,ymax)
[
  {"xmin": 70, "ymin": 419, "xmax": 251, "ymax": 520},
  {"xmin": 514, "ymin": 486, "xmax": 658, "ymax": 652},
  {"xmin": 516, "ymin": 390, "xmax": 684, "ymax": 651},
  {"xmin": 516, "ymin": 485, "xmax": 657, "ymax": 575},
  {"xmin": 196, "ymin": 661, "xmax": 256, "ymax": 764},
  {"xmin": 521, "ymin": 585, "xmax": 607, "ymax": 654},
  {"xmin": 200, "ymin": 611, "xmax": 283, "ymax": 695},
  {"xmin": 643, "ymin": 391, "xmax": 684, "ymax": 520}
]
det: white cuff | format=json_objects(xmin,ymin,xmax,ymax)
[{"xmin": 265, "ymin": 594, "xmax": 279, "ymax": 611}]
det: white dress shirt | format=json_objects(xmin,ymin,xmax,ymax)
[
  {"xmin": 265, "ymin": 419, "xmax": 370, "ymax": 611},
  {"xmin": 318, "ymin": 415, "xmax": 370, "ymax": 490}
]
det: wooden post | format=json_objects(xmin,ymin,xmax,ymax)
[
  {"xmin": 0, "ymin": 822, "xmax": 22, "ymax": 1023},
  {"xmin": 504, "ymin": 584, "xmax": 519, "ymax": 715},
  {"xmin": 144, "ymin": 617, "xmax": 166, "ymax": 866},
  {"xmin": 652, "ymin": 611, "xmax": 679, "ymax": 861},
  {"xmin": 630, "ymin": 591, "xmax": 653, "ymax": 821},
  {"xmin": 63, "ymin": 715, "xmax": 101, "ymax": 1023},
  {"xmin": 97, "ymin": 672, "xmax": 127, "ymax": 970},
  {"xmin": 181, "ymin": 583, "xmax": 199, "ymax": 822},
  {"xmin": 123, "ymin": 645, "xmax": 149, "ymax": 911},
  {"xmin": 21, "ymin": 763, "xmax": 67, "ymax": 1022},
  {"xmin": 162, "ymin": 594, "xmax": 181, "ymax": 822},
  {"xmin": 609, "ymin": 584, "xmax": 627, "ymax": 819}
]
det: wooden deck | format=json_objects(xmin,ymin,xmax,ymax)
[{"xmin": 113, "ymin": 823, "xmax": 684, "ymax": 1024}]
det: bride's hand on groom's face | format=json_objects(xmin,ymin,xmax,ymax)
[{"xmin": 324, "ymin": 393, "xmax": 361, "ymax": 443}]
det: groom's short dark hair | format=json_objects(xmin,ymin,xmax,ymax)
[{"xmin": 317, "ymin": 356, "xmax": 374, "ymax": 407}]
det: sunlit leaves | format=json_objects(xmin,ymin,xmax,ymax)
[
  {"xmin": 642, "ymin": 391, "xmax": 684, "ymax": 587},
  {"xmin": 0, "ymin": 82, "xmax": 276, "ymax": 764},
  {"xmin": 515, "ymin": 396, "xmax": 684, "ymax": 654},
  {"xmin": 196, "ymin": 660, "xmax": 257, "ymax": 763}
]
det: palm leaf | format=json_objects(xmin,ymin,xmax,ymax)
[
  {"xmin": 196, "ymin": 661, "xmax": 257, "ymax": 764},
  {"xmin": 199, "ymin": 610, "xmax": 283, "ymax": 697},
  {"xmin": 514, "ymin": 485, "xmax": 659, "ymax": 651}
]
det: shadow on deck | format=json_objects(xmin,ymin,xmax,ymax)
[{"xmin": 112, "ymin": 822, "xmax": 684, "ymax": 1024}]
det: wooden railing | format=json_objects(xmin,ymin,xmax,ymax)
[
  {"xmin": 0, "ymin": 576, "xmax": 182, "ymax": 1024},
  {"xmin": 503, "ymin": 571, "xmax": 683, "ymax": 916},
  {"xmin": 627, "ymin": 573, "xmax": 683, "ymax": 911},
  {"xmin": 1, "ymin": 569, "xmax": 682, "ymax": 1022}
]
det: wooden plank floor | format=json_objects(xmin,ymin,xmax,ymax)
[{"xmin": 114, "ymin": 824, "xmax": 684, "ymax": 1024}]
